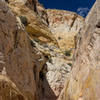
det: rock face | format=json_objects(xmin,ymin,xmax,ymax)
[
  {"xmin": 46, "ymin": 57, "xmax": 71, "ymax": 97},
  {"xmin": 44, "ymin": 9, "xmax": 84, "ymax": 97},
  {"xmin": 7, "ymin": 0, "xmax": 85, "ymax": 99},
  {"xmin": 58, "ymin": 0, "xmax": 100, "ymax": 100},
  {"xmin": 0, "ymin": 75, "xmax": 25, "ymax": 100},
  {"xmin": 46, "ymin": 9, "xmax": 84, "ymax": 51},
  {"xmin": 9, "ymin": 0, "xmax": 56, "ymax": 44},
  {"xmin": 0, "ymin": 0, "xmax": 94, "ymax": 100},
  {"xmin": 0, "ymin": 1, "xmax": 38, "ymax": 100},
  {"xmin": 0, "ymin": 1, "xmax": 58, "ymax": 100}
]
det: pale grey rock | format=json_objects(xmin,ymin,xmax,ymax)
[
  {"xmin": 46, "ymin": 9, "xmax": 85, "ymax": 50},
  {"xmin": 2, "ymin": 67, "xmax": 6, "ymax": 76},
  {"xmin": 58, "ymin": 1, "xmax": 100, "ymax": 100},
  {"xmin": 46, "ymin": 57, "xmax": 71, "ymax": 96}
]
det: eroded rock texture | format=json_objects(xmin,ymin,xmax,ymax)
[
  {"xmin": 58, "ymin": 0, "xmax": 100, "ymax": 100},
  {"xmin": 46, "ymin": 9, "xmax": 84, "ymax": 51},
  {"xmin": 7, "ymin": 0, "xmax": 85, "ymax": 98},
  {"xmin": 1, "ymin": 0, "xmax": 97, "ymax": 100},
  {"xmin": 0, "ymin": 1, "xmax": 37, "ymax": 100},
  {"xmin": 0, "ymin": 1, "xmax": 58, "ymax": 100},
  {"xmin": 0, "ymin": 75, "xmax": 25, "ymax": 100}
]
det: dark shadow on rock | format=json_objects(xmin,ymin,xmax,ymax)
[
  {"xmin": 33, "ymin": 62, "xmax": 57, "ymax": 100},
  {"xmin": 37, "ymin": 76, "xmax": 57, "ymax": 100},
  {"xmin": 41, "ymin": 77, "xmax": 57, "ymax": 100}
]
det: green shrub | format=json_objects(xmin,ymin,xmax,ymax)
[
  {"xmin": 64, "ymin": 50, "xmax": 71, "ymax": 56},
  {"xmin": 30, "ymin": 40, "xmax": 35, "ymax": 47},
  {"xmin": 58, "ymin": 37, "xmax": 62, "ymax": 40},
  {"xmin": 67, "ymin": 63, "xmax": 72, "ymax": 67},
  {"xmin": 48, "ymin": 58, "xmax": 52, "ymax": 63},
  {"xmin": 19, "ymin": 16, "xmax": 28, "ymax": 26},
  {"xmin": 34, "ymin": 38, "xmax": 40, "ymax": 43}
]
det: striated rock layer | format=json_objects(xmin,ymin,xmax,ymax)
[
  {"xmin": 0, "ymin": 1, "xmax": 57, "ymax": 100},
  {"xmin": 0, "ymin": 0, "xmax": 88, "ymax": 100},
  {"xmin": 0, "ymin": 75, "xmax": 26, "ymax": 100},
  {"xmin": 58, "ymin": 0, "xmax": 100, "ymax": 100},
  {"xmin": 0, "ymin": 1, "xmax": 49, "ymax": 100},
  {"xmin": 0, "ymin": 1, "xmax": 37, "ymax": 100},
  {"xmin": 8, "ymin": 0, "xmax": 57, "ymax": 44},
  {"xmin": 7, "ymin": 0, "xmax": 85, "ymax": 99},
  {"xmin": 46, "ymin": 9, "xmax": 84, "ymax": 51}
]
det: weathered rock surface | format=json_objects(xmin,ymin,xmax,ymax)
[
  {"xmin": 8, "ymin": 0, "xmax": 57, "ymax": 44},
  {"xmin": 0, "ymin": 0, "xmax": 92, "ymax": 100},
  {"xmin": 7, "ymin": 0, "xmax": 85, "ymax": 99},
  {"xmin": 46, "ymin": 9, "xmax": 84, "ymax": 51},
  {"xmin": 0, "ymin": 75, "xmax": 25, "ymax": 100},
  {"xmin": 0, "ymin": 1, "xmax": 38, "ymax": 100},
  {"xmin": 58, "ymin": 0, "xmax": 100, "ymax": 100},
  {"xmin": 46, "ymin": 57, "xmax": 71, "ymax": 96},
  {"xmin": 43, "ymin": 9, "xmax": 84, "ymax": 97},
  {"xmin": 0, "ymin": 1, "xmax": 58, "ymax": 100}
]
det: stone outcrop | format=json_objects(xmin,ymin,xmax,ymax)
[
  {"xmin": 7, "ymin": 0, "xmax": 84, "ymax": 99},
  {"xmin": 46, "ymin": 57, "xmax": 71, "ymax": 97},
  {"xmin": 2, "ymin": 0, "xmax": 98, "ymax": 100},
  {"xmin": 6, "ymin": 0, "xmax": 85, "ymax": 99},
  {"xmin": 0, "ymin": 1, "xmax": 43, "ymax": 100},
  {"xmin": 58, "ymin": 0, "xmax": 100, "ymax": 100},
  {"xmin": 0, "ymin": 75, "xmax": 25, "ymax": 100},
  {"xmin": 0, "ymin": 1, "xmax": 59, "ymax": 100},
  {"xmin": 46, "ymin": 9, "xmax": 84, "ymax": 51},
  {"xmin": 42, "ymin": 9, "xmax": 84, "ymax": 97},
  {"xmin": 8, "ymin": 0, "xmax": 57, "ymax": 44}
]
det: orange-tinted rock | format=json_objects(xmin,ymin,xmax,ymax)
[
  {"xmin": 0, "ymin": 1, "xmax": 37, "ymax": 99},
  {"xmin": 0, "ymin": 75, "xmax": 26, "ymax": 100}
]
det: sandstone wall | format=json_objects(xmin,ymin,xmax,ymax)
[
  {"xmin": 46, "ymin": 9, "xmax": 84, "ymax": 51},
  {"xmin": 0, "ymin": 1, "xmax": 37, "ymax": 100},
  {"xmin": 7, "ymin": 0, "xmax": 85, "ymax": 99},
  {"xmin": 58, "ymin": 0, "xmax": 100, "ymax": 100},
  {"xmin": 0, "ymin": 0, "xmax": 91, "ymax": 100}
]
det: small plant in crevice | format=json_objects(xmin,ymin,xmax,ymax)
[
  {"xmin": 30, "ymin": 40, "xmax": 36, "ymax": 47},
  {"xmin": 64, "ymin": 50, "xmax": 72, "ymax": 56},
  {"xmin": 34, "ymin": 38, "xmax": 40, "ymax": 43},
  {"xmin": 19, "ymin": 16, "xmax": 28, "ymax": 26},
  {"xmin": 58, "ymin": 36, "xmax": 62, "ymax": 40},
  {"xmin": 44, "ymin": 55, "xmax": 49, "ymax": 59},
  {"xmin": 44, "ymin": 55, "xmax": 52, "ymax": 63},
  {"xmin": 48, "ymin": 58, "xmax": 52, "ymax": 63},
  {"xmin": 67, "ymin": 63, "xmax": 72, "ymax": 67}
]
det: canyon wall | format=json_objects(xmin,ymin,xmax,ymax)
[
  {"xmin": 58, "ymin": 0, "xmax": 100, "ymax": 100},
  {"xmin": 46, "ymin": 9, "xmax": 84, "ymax": 51},
  {"xmin": 7, "ymin": 0, "xmax": 85, "ymax": 99},
  {"xmin": 0, "ymin": 1, "xmax": 37, "ymax": 100},
  {"xmin": 1, "ymin": 0, "xmax": 99, "ymax": 100}
]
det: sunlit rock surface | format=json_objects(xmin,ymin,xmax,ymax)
[
  {"xmin": 0, "ymin": 0, "xmax": 94, "ymax": 100},
  {"xmin": 46, "ymin": 9, "xmax": 84, "ymax": 51},
  {"xmin": 58, "ymin": 1, "xmax": 100, "ymax": 100}
]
